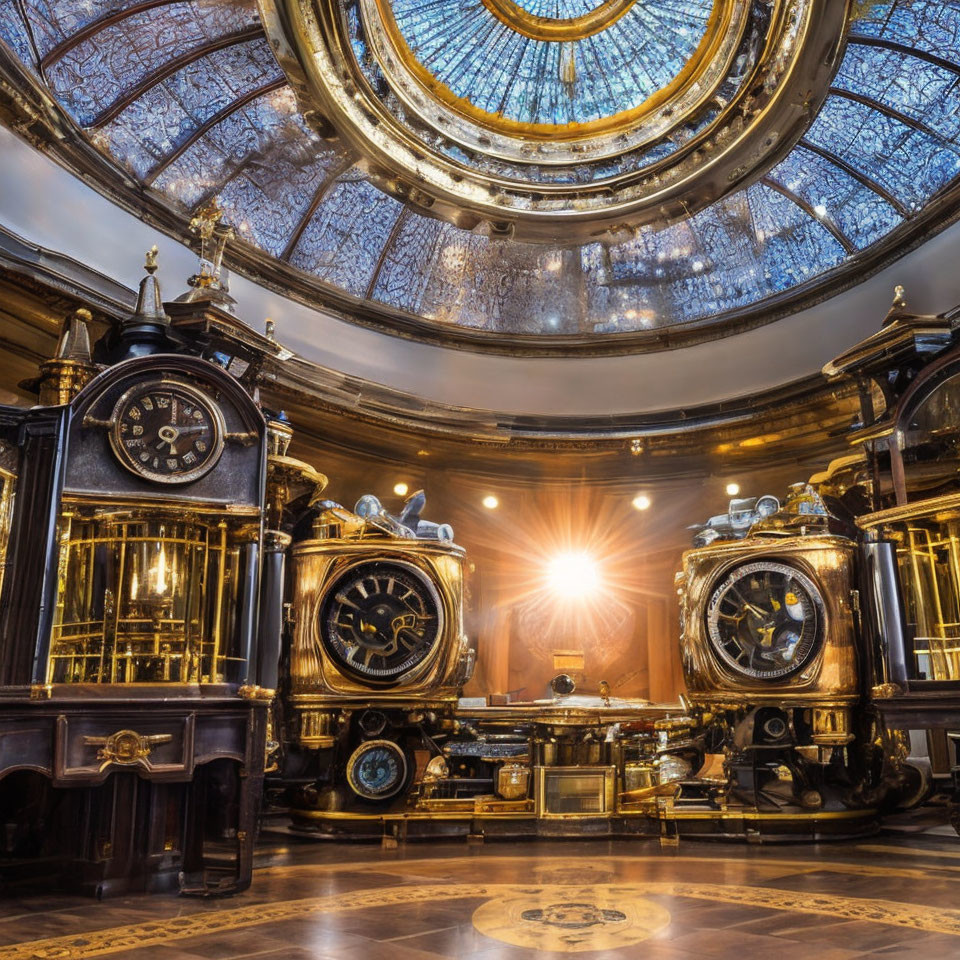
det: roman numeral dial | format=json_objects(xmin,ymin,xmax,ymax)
[{"xmin": 108, "ymin": 379, "xmax": 226, "ymax": 485}]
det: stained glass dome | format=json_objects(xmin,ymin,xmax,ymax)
[{"xmin": 1, "ymin": 0, "xmax": 960, "ymax": 350}]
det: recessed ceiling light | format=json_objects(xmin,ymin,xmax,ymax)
[
  {"xmin": 482, "ymin": 495, "xmax": 499, "ymax": 509},
  {"xmin": 393, "ymin": 482, "xmax": 409, "ymax": 496},
  {"xmin": 632, "ymin": 494, "xmax": 651, "ymax": 511}
]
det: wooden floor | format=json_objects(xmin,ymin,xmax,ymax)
[{"xmin": 1, "ymin": 811, "xmax": 959, "ymax": 959}]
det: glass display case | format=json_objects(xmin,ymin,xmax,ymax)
[{"xmin": 49, "ymin": 508, "xmax": 254, "ymax": 684}]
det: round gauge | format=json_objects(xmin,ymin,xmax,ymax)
[
  {"xmin": 320, "ymin": 560, "xmax": 443, "ymax": 683},
  {"xmin": 346, "ymin": 740, "xmax": 407, "ymax": 800},
  {"xmin": 706, "ymin": 561, "xmax": 823, "ymax": 681},
  {"xmin": 109, "ymin": 379, "xmax": 225, "ymax": 484}
]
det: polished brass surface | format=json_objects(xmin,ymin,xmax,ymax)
[
  {"xmin": 35, "ymin": 308, "xmax": 98, "ymax": 406},
  {"xmin": 479, "ymin": 0, "xmax": 639, "ymax": 41},
  {"xmin": 536, "ymin": 765, "xmax": 616, "ymax": 818},
  {"xmin": 81, "ymin": 728, "xmax": 173, "ymax": 770},
  {"xmin": 680, "ymin": 535, "xmax": 859, "ymax": 706},
  {"xmin": 811, "ymin": 705, "xmax": 854, "ymax": 746},
  {"xmin": 496, "ymin": 760, "xmax": 531, "ymax": 800},
  {"xmin": 289, "ymin": 538, "xmax": 469, "ymax": 702}
]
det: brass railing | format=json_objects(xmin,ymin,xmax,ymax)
[
  {"xmin": 49, "ymin": 510, "xmax": 242, "ymax": 684},
  {"xmin": 862, "ymin": 498, "xmax": 960, "ymax": 682}
]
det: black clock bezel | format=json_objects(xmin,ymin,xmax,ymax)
[
  {"xmin": 705, "ymin": 559, "xmax": 824, "ymax": 682},
  {"xmin": 319, "ymin": 558, "xmax": 445, "ymax": 685},
  {"xmin": 108, "ymin": 377, "xmax": 226, "ymax": 485}
]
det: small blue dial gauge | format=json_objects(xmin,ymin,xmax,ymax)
[{"xmin": 346, "ymin": 740, "xmax": 408, "ymax": 800}]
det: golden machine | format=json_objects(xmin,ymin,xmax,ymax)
[
  {"xmin": 280, "ymin": 494, "xmax": 709, "ymax": 840},
  {"xmin": 673, "ymin": 291, "xmax": 960, "ymax": 838},
  {"xmin": 0, "ymin": 250, "xmax": 301, "ymax": 895}
]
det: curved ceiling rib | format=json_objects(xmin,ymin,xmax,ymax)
[
  {"xmin": 759, "ymin": 177, "xmax": 856, "ymax": 256},
  {"xmin": 828, "ymin": 87, "xmax": 955, "ymax": 149},
  {"xmin": 89, "ymin": 25, "xmax": 264, "ymax": 129},
  {"xmin": 847, "ymin": 34, "xmax": 960, "ymax": 76},
  {"xmin": 796, "ymin": 139, "xmax": 910, "ymax": 219},
  {"xmin": 364, "ymin": 208, "xmax": 412, "ymax": 302},
  {"xmin": 280, "ymin": 159, "xmax": 358, "ymax": 262},
  {"xmin": 143, "ymin": 76, "xmax": 288, "ymax": 185},
  {"xmin": 39, "ymin": 0, "xmax": 185, "ymax": 69},
  {"xmin": 2, "ymin": 0, "xmax": 960, "ymax": 354}
]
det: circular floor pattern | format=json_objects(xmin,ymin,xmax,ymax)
[{"xmin": 472, "ymin": 886, "xmax": 672, "ymax": 951}]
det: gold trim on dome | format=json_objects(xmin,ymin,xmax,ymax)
[
  {"xmin": 262, "ymin": 0, "xmax": 849, "ymax": 240},
  {"xmin": 480, "ymin": 0, "xmax": 639, "ymax": 42},
  {"xmin": 368, "ymin": 0, "xmax": 738, "ymax": 141}
]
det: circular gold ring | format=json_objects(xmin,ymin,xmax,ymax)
[{"xmin": 479, "ymin": 0, "xmax": 637, "ymax": 41}]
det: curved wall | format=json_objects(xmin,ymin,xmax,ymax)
[{"xmin": 2, "ymin": 124, "xmax": 959, "ymax": 417}]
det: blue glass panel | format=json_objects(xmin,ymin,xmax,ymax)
[
  {"xmin": 369, "ymin": 212, "xmax": 444, "ymax": 312},
  {"xmin": 45, "ymin": 0, "xmax": 260, "ymax": 127},
  {"xmin": 389, "ymin": 0, "xmax": 712, "ymax": 125},
  {"xmin": 850, "ymin": 1, "xmax": 960, "ymax": 60},
  {"xmin": 837, "ymin": 42, "xmax": 960, "ymax": 141},
  {"xmin": 765, "ymin": 146, "xmax": 902, "ymax": 250},
  {"xmin": 372, "ymin": 215, "xmax": 577, "ymax": 331},
  {"xmin": 805, "ymin": 93, "xmax": 960, "ymax": 210},
  {"xmin": 217, "ymin": 150, "xmax": 343, "ymax": 259},
  {"xmin": 289, "ymin": 176, "xmax": 404, "ymax": 297},
  {"xmin": 153, "ymin": 89, "xmax": 344, "ymax": 210},
  {"xmin": 17, "ymin": 1, "xmax": 164, "ymax": 58},
  {"xmin": 0, "ymin": 0, "xmax": 38, "ymax": 70},
  {"xmin": 583, "ymin": 183, "xmax": 847, "ymax": 330},
  {"xmin": 96, "ymin": 38, "xmax": 283, "ymax": 179},
  {"xmin": 12, "ymin": 0, "xmax": 69, "ymax": 59}
]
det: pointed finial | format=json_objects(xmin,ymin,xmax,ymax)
[
  {"xmin": 882, "ymin": 284, "xmax": 908, "ymax": 327},
  {"xmin": 129, "ymin": 250, "xmax": 169, "ymax": 326},
  {"xmin": 56, "ymin": 308, "xmax": 94, "ymax": 362},
  {"xmin": 32, "ymin": 307, "xmax": 97, "ymax": 405}
]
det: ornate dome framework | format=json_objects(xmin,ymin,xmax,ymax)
[{"xmin": 1, "ymin": 0, "xmax": 960, "ymax": 353}]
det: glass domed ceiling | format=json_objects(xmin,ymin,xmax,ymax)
[{"xmin": 1, "ymin": 0, "xmax": 960, "ymax": 350}]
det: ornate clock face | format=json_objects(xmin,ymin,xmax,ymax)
[
  {"xmin": 346, "ymin": 739, "xmax": 408, "ymax": 800},
  {"xmin": 320, "ymin": 560, "xmax": 442, "ymax": 682},
  {"xmin": 109, "ymin": 380, "xmax": 225, "ymax": 484},
  {"xmin": 706, "ymin": 561, "xmax": 822, "ymax": 681}
]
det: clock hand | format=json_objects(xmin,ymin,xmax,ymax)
[
  {"xmin": 729, "ymin": 585, "xmax": 768, "ymax": 619},
  {"xmin": 156, "ymin": 424, "xmax": 181, "ymax": 456}
]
